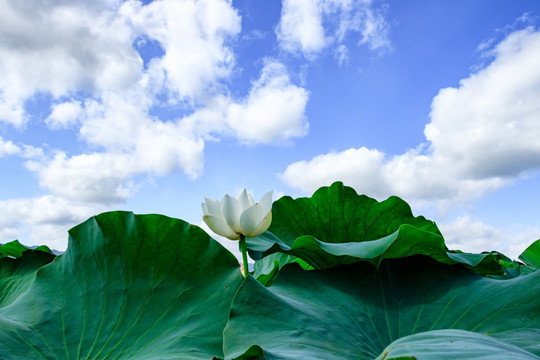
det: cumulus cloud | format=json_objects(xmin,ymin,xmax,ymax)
[
  {"xmin": 121, "ymin": 0, "xmax": 241, "ymax": 101},
  {"xmin": 277, "ymin": 0, "xmax": 390, "ymax": 59},
  {"xmin": 277, "ymin": 0, "xmax": 327, "ymax": 55},
  {"xmin": 0, "ymin": 136, "xmax": 20, "ymax": 157},
  {"xmin": 24, "ymin": 60, "xmax": 308, "ymax": 204},
  {"xmin": 439, "ymin": 216, "xmax": 504, "ymax": 254},
  {"xmin": 176, "ymin": 60, "xmax": 311, "ymax": 145},
  {"xmin": 0, "ymin": 137, "xmax": 43, "ymax": 159},
  {"xmin": 281, "ymin": 27, "xmax": 540, "ymax": 207},
  {"xmin": 0, "ymin": 0, "xmax": 244, "ymax": 126},
  {"xmin": 26, "ymin": 106, "xmax": 206, "ymax": 204},
  {"xmin": 45, "ymin": 101, "xmax": 83, "ymax": 129},
  {"xmin": 0, "ymin": 0, "xmax": 313, "ymax": 248},
  {"xmin": 0, "ymin": 0, "xmax": 310, "ymax": 207},
  {"xmin": 0, "ymin": 196, "xmax": 99, "ymax": 250},
  {"xmin": 0, "ymin": 0, "xmax": 242, "ymax": 132},
  {"xmin": 26, "ymin": 152, "xmax": 139, "ymax": 204},
  {"xmin": 0, "ymin": 227, "xmax": 18, "ymax": 243},
  {"xmin": 425, "ymin": 27, "xmax": 540, "ymax": 179},
  {"xmin": 281, "ymin": 147, "xmax": 389, "ymax": 197},
  {"xmin": 439, "ymin": 216, "xmax": 539, "ymax": 260},
  {"xmin": 280, "ymin": 145, "xmax": 507, "ymax": 207},
  {"xmin": 0, "ymin": 0, "xmax": 141, "ymax": 126},
  {"xmin": 226, "ymin": 62, "xmax": 310, "ymax": 143}
]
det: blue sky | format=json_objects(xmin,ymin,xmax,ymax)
[{"xmin": 1, "ymin": 0, "xmax": 540, "ymax": 260}]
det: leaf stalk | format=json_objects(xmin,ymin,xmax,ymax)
[{"xmin": 240, "ymin": 234, "xmax": 249, "ymax": 277}]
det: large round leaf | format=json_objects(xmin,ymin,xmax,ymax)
[
  {"xmin": 0, "ymin": 240, "xmax": 54, "ymax": 258},
  {"xmin": 266, "ymin": 181, "xmax": 441, "ymax": 244},
  {"xmin": 248, "ymin": 182, "xmax": 508, "ymax": 278},
  {"xmin": 223, "ymin": 256, "xmax": 540, "ymax": 359},
  {"xmin": 0, "ymin": 211, "xmax": 244, "ymax": 359}
]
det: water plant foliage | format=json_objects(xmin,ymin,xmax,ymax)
[{"xmin": 1, "ymin": 182, "xmax": 539, "ymax": 359}]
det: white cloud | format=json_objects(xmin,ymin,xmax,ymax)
[
  {"xmin": 26, "ymin": 152, "xmax": 139, "ymax": 204},
  {"xmin": 226, "ymin": 62, "xmax": 310, "ymax": 143},
  {"xmin": 0, "ymin": 196, "xmax": 99, "ymax": 251},
  {"xmin": 439, "ymin": 216, "xmax": 504, "ymax": 254},
  {"xmin": 277, "ymin": 0, "xmax": 327, "ymax": 55},
  {"xmin": 439, "ymin": 216, "xmax": 540, "ymax": 260},
  {"xmin": 0, "ymin": 0, "xmax": 242, "ymax": 126},
  {"xmin": 28, "ymin": 60, "xmax": 309, "ymax": 204},
  {"xmin": 20, "ymin": 145, "xmax": 44, "ymax": 159},
  {"xmin": 0, "ymin": 0, "xmax": 310, "ymax": 207},
  {"xmin": 23, "ymin": 62, "xmax": 308, "ymax": 204},
  {"xmin": 280, "ymin": 145, "xmax": 507, "ymax": 207},
  {"xmin": 0, "ymin": 227, "xmax": 18, "ymax": 243},
  {"xmin": 0, "ymin": 0, "xmax": 241, "ymax": 134},
  {"xmin": 280, "ymin": 27, "xmax": 540, "ymax": 208},
  {"xmin": 280, "ymin": 147, "xmax": 389, "ymax": 197},
  {"xmin": 121, "ymin": 0, "xmax": 241, "ymax": 101},
  {"xmin": 0, "ymin": 137, "xmax": 43, "ymax": 159},
  {"xmin": 426, "ymin": 27, "xmax": 540, "ymax": 179},
  {"xmin": 0, "ymin": 136, "xmax": 20, "ymax": 157},
  {"xmin": 0, "ymin": 0, "xmax": 142, "ymax": 126},
  {"xmin": 0, "ymin": 0, "xmax": 313, "ymax": 251},
  {"xmin": 0, "ymin": 95, "xmax": 25, "ymax": 128},
  {"xmin": 26, "ymin": 110, "xmax": 206, "ymax": 204},
  {"xmin": 45, "ymin": 101, "xmax": 83, "ymax": 129},
  {"xmin": 276, "ymin": 0, "xmax": 390, "ymax": 59}
]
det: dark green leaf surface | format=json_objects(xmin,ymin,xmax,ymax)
[
  {"xmin": 0, "ymin": 211, "xmax": 244, "ymax": 359},
  {"xmin": 268, "ymin": 182, "xmax": 441, "ymax": 244},
  {"xmin": 249, "ymin": 182, "xmax": 506, "ymax": 275},
  {"xmin": 0, "ymin": 251, "xmax": 56, "ymax": 308},
  {"xmin": 224, "ymin": 256, "xmax": 540, "ymax": 360},
  {"xmin": 0, "ymin": 240, "xmax": 53, "ymax": 258}
]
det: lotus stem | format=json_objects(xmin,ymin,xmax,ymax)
[{"xmin": 239, "ymin": 234, "xmax": 249, "ymax": 278}]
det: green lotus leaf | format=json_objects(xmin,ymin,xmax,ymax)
[
  {"xmin": 252, "ymin": 252, "xmax": 311, "ymax": 287},
  {"xmin": 223, "ymin": 256, "xmax": 540, "ymax": 360},
  {"xmin": 376, "ymin": 329, "xmax": 539, "ymax": 360},
  {"xmin": 0, "ymin": 251, "xmax": 56, "ymax": 308},
  {"xmin": 269, "ymin": 181, "xmax": 442, "ymax": 243},
  {"xmin": 520, "ymin": 239, "xmax": 540, "ymax": 269},
  {"xmin": 248, "ymin": 182, "xmax": 506, "ymax": 276},
  {"xmin": 0, "ymin": 211, "xmax": 244, "ymax": 359},
  {"xmin": 0, "ymin": 239, "xmax": 53, "ymax": 258}
]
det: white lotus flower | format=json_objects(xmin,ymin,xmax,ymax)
[{"xmin": 202, "ymin": 189, "xmax": 273, "ymax": 240}]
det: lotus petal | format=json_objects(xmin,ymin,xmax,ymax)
[{"xmin": 204, "ymin": 214, "xmax": 240, "ymax": 240}]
